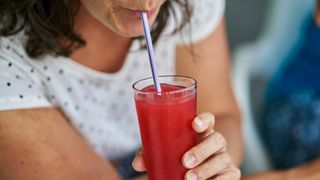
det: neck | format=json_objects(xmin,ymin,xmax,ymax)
[{"xmin": 71, "ymin": 6, "xmax": 132, "ymax": 73}]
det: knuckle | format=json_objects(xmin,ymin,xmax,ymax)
[
  {"xmin": 214, "ymin": 167, "xmax": 241, "ymax": 180},
  {"xmin": 206, "ymin": 112, "xmax": 215, "ymax": 125},
  {"xmin": 208, "ymin": 112, "xmax": 215, "ymax": 121},
  {"xmin": 219, "ymin": 153, "xmax": 232, "ymax": 167},
  {"xmin": 197, "ymin": 164, "xmax": 212, "ymax": 178},
  {"xmin": 197, "ymin": 143, "xmax": 211, "ymax": 157},
  {"xmin": 192, "ymin": 135, "xmax": 219, "ymax": 162},
  {"xmin": 214, "ymin": 132, "xmax": 227, "ymax": 147}
]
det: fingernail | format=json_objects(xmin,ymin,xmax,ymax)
[
  {"xmin": 184, "ymin": 154, "xmax": 196, "ymax": 168},
  {"xmin": 194, "ymin": 117, "xmax": 203, "ymax": 128},
  {"xmin": 186, "ymin": 171, "xmax": 198, "ymax": 180}
]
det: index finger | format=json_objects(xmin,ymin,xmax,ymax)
[{"xmin": 192, "ymin": 112, "xmax": 215, "ymax": 134}]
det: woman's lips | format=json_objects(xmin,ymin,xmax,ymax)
[{"xmin": 121, "ymin": 7, "xmax": 159, "ymax": 18}]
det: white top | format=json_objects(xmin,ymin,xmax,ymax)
[{"xmin": 0, "ymin": 0, "xmax": 225, "ymax": 161}]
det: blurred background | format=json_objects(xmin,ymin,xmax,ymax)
[
  {"xmin": 225, "ymin": 0, "xmax": 272, "ymax": 173},
  {"xmin": 225, "ymin": 0, "xmax": 271, "ymax": 122},
  {"xmin": 225, "ymin": 0, "xmax": 270, "ymax": 52},
  {"xmin": 226, "ymin": 0, "xmax": 317, "ymax": 174}
]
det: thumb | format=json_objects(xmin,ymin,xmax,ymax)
[{"xmin": 132, "ymin": 148, "xmax": 147, "ymax": 172}]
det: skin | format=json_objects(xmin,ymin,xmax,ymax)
[
  {"xmin": 80, "ymin": 0, "xmax": 166, "ymax": 37},
  {"xmin": 134, "ymin": 20, "xmax": 243, "ymax": 180},
  {"xmin": 0, "ymin": 0, "xmax": 242, "ymax": 179}
]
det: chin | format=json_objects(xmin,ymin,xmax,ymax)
[
  {"xmin": 108, "ymin": 10, "xmax": 159, "ymax": 38},
  {"xmin": 113, "ymin": 24, "xmax": 145, "ymax": 38}
]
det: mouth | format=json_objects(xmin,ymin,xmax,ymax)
[{"xmin": 120, "ymin": 7, "xmax": 159, "ymax": 18}]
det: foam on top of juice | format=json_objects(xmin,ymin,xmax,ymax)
[
  {"xmin": 136, "ymin": 84, "xmax": 196, "ymax": 104},
  {"xmin": 142, "ymin": 84, "xmax": 183, "ymax": 92}
]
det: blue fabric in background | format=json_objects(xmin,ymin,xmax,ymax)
[
  {"xmin": 262, "ymin": 16, "xmax": 320, "ymax": 169},
  {"xmin": 117, "ymin": 152, "xmax": 145, "ymax": 179},
  {"xmin": 261, "ymin": 91, "xmax": 320, "ymax": 169},
  {"xmin": 267, "ymin": 16, "xmax": 320, "ymax": 99}
]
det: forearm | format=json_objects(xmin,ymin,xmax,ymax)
[
  {"xmin": 0, "ymin": 108, "xmax": 122, "ymax": 180},
  {"xmin": 214, "ymin": 113, "xmax": 243, "ymax": 167},
  {"xmin": 175, "ymin": 19, "xmax": 243, "ymax": 167}
]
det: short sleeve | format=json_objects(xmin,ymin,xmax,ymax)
[
  {"xmin": 175, "ymin": 0, "xmax": 225, "ymax": 45},
  {"xmin": 0, "ymin": 38, "xmax": 53, "ymax": 111}
]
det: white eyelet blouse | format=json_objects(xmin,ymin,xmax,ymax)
[{"xmin": 0, "ymin": 0, "xmax": 225, "ymax": 161}]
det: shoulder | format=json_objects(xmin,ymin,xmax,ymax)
[
  {"xmin": 172, "ymin": 0, "xmax": 225, "ymax": 45},
  {"xmin": 0, "ymin": 33, "xmax": 29, "ymax": 65},
  {"xmin": 0, "ymin": 34, "xmax": 41, "ymax": 85},
  {"xmin": 0, "ymin": 34, "xmax": 52, "ymax": 111}
]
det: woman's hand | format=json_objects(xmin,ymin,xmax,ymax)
[{"xmin": 132, "ymin": 112, "xmax": 241, "ymax": 180}]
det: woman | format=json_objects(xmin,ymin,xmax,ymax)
[{"xmin": 0, "ymin": 0, "xmax": 242, "ymax": 179}]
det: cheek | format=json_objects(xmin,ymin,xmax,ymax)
[
  {"xmin": 78, "ymin": 0, "xmax": 164, "ymax": 37},
  {"xmin": 81, "ymin": 0, "xmax": 114, "ymax": 16},
  {"xmin": 80, "ymin": 0, "xmax": 115, "ymax": 24}
]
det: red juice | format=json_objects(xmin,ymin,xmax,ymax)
[{"xmin": 134, "ymin": 82, "xmax": 197, "ymax": 180}]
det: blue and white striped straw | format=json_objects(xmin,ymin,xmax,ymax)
[{"xmin": 140, "ymin": 12, "xmax": 162, "ymax": 93}]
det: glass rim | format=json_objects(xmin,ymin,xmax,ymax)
[{"xmin": 132, "ymin": 75, "xmax": 197, "ymax": 95}]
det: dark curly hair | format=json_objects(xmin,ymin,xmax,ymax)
[{"xmin": 0, "ymin": 0, "xmax": 191, "ymax": 58}]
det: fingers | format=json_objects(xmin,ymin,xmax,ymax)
[
  {"xmin": 214, "ymin": 166, "xmax": 241, "ymax": 180},
  {"xmin": 186, "ymin": 114, "xmax": 240, "ymax": 180},
  {"xmin": 192, "ymin": 112, "xmax": 215, "ymax": 135},
  {"xmin": 183, "ymin": 132, "xmax": 227, "ymax": 169},
  {"xmin": 185, "ymin": 152, "xmax": 233, "ymax": 180},
  {"xmin": 132, "ymin": 149, "xmax": 146, "ymax": 172}
]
